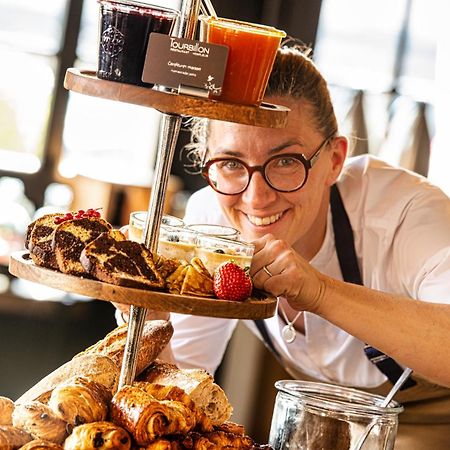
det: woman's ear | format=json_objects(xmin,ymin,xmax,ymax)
[{"xmin": 326, "ymin": 136, "xmax": 348, "ymax": 186}]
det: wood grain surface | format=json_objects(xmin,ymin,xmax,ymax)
[
  {"xmin": 64, "ymin": 69, "xmax": 289, "ymax": 128},
  {"xmin": 9, "ymin": 252, "xmax": 277, "ymax": 320}
]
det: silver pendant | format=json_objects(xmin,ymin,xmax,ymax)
[{"xmin": 282, "ymin": 324, "xmax": 296, "ymax": 343}]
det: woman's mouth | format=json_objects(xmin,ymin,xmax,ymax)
[{"xmin": 246, "ymin": 212, "xmax": 284, "ymax": 226}]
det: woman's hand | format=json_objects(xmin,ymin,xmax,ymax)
[
  {"xmin": 112, "ymin": 302, "xmax": 170, "ymax": 322},
  {"xmin": 250, "ymin": 234, "xmax": 327, "ymax": 313}
]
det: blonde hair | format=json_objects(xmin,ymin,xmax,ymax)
[{"xmin": 184, "ymin": 42, "xmax": 338, "ymax": 172}]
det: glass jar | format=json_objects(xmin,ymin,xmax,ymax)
[
  {"xmin": 185, "ymin": 223, "xmax": 240, "ymax": 239},
  {"xmin": 97, "ymin": 0, "xmax": 179, "ymax": 86},
  {"xmin": 269, "ymin": 380, "xmax": 403, "ymax": 450},
  {"xmin": 128, "ymin": 211, "xmax": 184, "ymax": 243},
  {"xmin": 195, "ymin": 234, "xmax": 254, "ymax": 275}
]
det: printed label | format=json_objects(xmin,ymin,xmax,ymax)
[{"xmin": 142, "ymin": 33, "xmax": 228, "ymax": 96}]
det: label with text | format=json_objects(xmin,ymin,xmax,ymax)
[{"xmin": 142, "ymin": 33, "xmax": 228, "ymax": 96}]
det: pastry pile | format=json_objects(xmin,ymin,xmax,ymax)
[{"xmin": 0, "ymin": 323, "xmax": 269, "ymax": 449}]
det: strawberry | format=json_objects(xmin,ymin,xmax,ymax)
[{"xmin": 213, "ymin": 262, "xmax": 253, "ymax": 301}]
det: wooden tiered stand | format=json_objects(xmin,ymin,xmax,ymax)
[{"xmin": 9, "ymin": 0, "xmax": 289, "ymax": 390}]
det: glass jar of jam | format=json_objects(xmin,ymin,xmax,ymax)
[{"xmin": 97, "ymin": 0, "xmax": 179, "ymax": 86}]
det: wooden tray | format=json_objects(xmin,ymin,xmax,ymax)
[
  {"xmin": 9, "ymin": 252, "xmax": 277, "ymax": 320},
  {"xmin": 64, "ymin": 69, "xmax": 289, "ymax": 128}
]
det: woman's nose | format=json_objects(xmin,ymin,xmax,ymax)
[{"xmin": 241, "ymin": 171, "xmax": 277, "ymax": 206}]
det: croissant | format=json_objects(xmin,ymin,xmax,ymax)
[
  {"xmin": 48, "ymin": 377, "xmax": 111, "ymax": 427},
  {"xmin": 133, "ymin": 383, "xmax": 212, "ymax": 433},
  {"xmin": 181, "ymin": 430, "xmax": 254, "ymax": 449},
  {"xmin": 12, "ymin": 402, "xmax": 68, "ymax": 444},
  {"xmin": 138, "ymin": 361, "xmax": 232, "ymax": 426},
  {"xmin": 63, "ymin": 421, "xmax": 131, "ymax": 450},
  {"xmin": 140, "ymin": 438, "xmax": 182, "ymax": 450},
  {"xmin": 0, "ymin": 397, "xmax": 14, "ymax": 426},
  {"xmin": 19, "ymin": 439, "xmax": 63, "ymax": 449},
  {"xmin": 0, "ymin": 425, "xmax": 32, "ymax": 449},
  {"xmin": 110, "ymin": 385, "xmax": 196, "ymax": 446}
]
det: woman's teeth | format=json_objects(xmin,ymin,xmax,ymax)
[{"xmin": 247, "ymin": 212, "xmax": 283, "ymax": 226}]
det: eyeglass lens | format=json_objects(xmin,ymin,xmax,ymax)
[{"xmin": 207, "ymin": 156, "xmax": 307, "ymax": 194}]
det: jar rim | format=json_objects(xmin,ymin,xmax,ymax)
[
  {"xmin": 98, "ymin": 0, "xmax": 180, "ymax": 17},
  {"xmin": 275, "ymin": 380, "xmax": 404, "ymax": 416}
]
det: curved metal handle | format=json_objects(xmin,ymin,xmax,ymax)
[{"xmin": 351, "ymin": 367, "xmax": 413, "ymax": 450}]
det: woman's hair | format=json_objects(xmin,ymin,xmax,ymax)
[
  {"xmin": 265, "ymin": 42, "xmax": 338, "ymax": 138},
  {"xmin": 183, "ymin": 41, "xmax": 338, "ymax": 173}
]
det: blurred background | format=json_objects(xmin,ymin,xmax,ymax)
[{"xmin": 0, "ymin": 0, "xmax": 445, "ymax": 443}]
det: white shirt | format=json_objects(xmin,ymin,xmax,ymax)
[{"xmin": 170, "ymin": 155, "xmax": 450, "ymax": 388}]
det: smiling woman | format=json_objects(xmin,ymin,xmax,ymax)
[{"xmin": 153, "ymin": 43, "xmax": 450, "ymax": 450}]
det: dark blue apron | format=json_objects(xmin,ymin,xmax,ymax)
[{"xmin": 254, "ymin": 184, "xmax": 416, "ymax": 390}]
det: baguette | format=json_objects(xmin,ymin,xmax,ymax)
[
  {"xmin": 76, "ymin": 320, "xmax": 174, "ymax": 377},
  {"xmin": 16, "ymin": 321, "xmax": 172, "ymax": 406},
  {"xmin": 138, "ymin": 360, "xmax": 233, "ymax": 426},
  {"xmin": 15, "ymin": 354, "xmax": 119, "ymax": 406}
]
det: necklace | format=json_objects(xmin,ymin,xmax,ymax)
[{"xmin": 279, "ymin": 304, "xmax": 303, "ymax": 343}]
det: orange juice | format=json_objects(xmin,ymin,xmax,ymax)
[{"xmin": 200, "ymin": 17, "xmax": 286, "ymax": 105}]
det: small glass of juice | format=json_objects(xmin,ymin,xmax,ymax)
[
  {"xmin": 97, "ymin": 0, "xmax": 179, "ymax": 86},
  {"xmin": 199, "ymin": 16, "xmax": 286, "ymax": 105}
]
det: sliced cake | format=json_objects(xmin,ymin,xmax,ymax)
[
  {"xmin": 27, "ymin": 213, "xmax": 64, "ymax": 269},
  {"xmin": 52, "ymin": 216, "xmax": 112, "ymax": 276},
  {"xmin": 80, "ymin": 230, "xmax": 165, "ymax": 290}
]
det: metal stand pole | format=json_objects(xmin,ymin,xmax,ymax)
[
  {"xmin": 118, "ymin": 0, "xmax": 201, "ymax": 389},
  {"xmin": 119, "ymin": 114, "xmax": 181, "ymax": 388}
]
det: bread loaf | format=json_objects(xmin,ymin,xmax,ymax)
[
  {"xmin": 15, "ymin": 355, "xmax": 119, "ymax": 406},
  {"xmin": 76, "ymin": 320, "xmax": 173, "ymax": 377},
  {"xmin": 16, "ymin": 320, "xmax": 172, "ymax": 406},
  {"xmin": 138, "ymin": 361, "xmax": 233, "ymax": 426},
  {"xmin": 80, "ymin": 230, "xmax": 165, "ymax": 290}
]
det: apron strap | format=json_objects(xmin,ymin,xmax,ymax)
[
  {"xmin": 329, "ymin": 184, "xmax": 415, "ymax": 389},
  {"xmin": 254, "ymin": 184, "xmax": 416, "ymax": 390}
]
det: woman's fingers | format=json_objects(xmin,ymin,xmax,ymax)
[{"xmin": 111, "ymin": 302, "xmax": 170, "ymax": 322}]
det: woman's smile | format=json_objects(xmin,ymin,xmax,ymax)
[{"xmin": 246, "ymin": 211, "xmax": 284, "ymax": 226}]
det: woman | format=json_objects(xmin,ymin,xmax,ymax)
[
  {"xmin": 116, "ymin": 45, "xmax": 450, "ymax": 448},
  {"xmin": 164, "ymin": 45, "xmax": 450, "ymax": 449}
]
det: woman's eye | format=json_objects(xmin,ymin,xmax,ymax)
[
  {"xmin": 219, "ymin": 160, "xmax": 243, "ymax": 170},
  {"xmin": 277, "ymin": 157, "xmax": 296, "ymax": 167}
]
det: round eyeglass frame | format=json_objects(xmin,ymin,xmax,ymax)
[{"xmin": 201, "ymin": 134, "xmax": 334, "ymax": 195}]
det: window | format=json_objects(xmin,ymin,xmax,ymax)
[
  {"xmin": 314, "ymin": 0, "xmax": 438, "ymax": 178},
  {"xmin": 0, "ymin": 0, "xmax": 67, "ymax": 172},
  {"xmin": 60, "ymin": 0, "xmax": 182, "ymax": 184}
]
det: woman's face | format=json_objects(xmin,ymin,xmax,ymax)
[{"xmin": 207, "ymin": 97, "xmax": 347, "ymax": 258}]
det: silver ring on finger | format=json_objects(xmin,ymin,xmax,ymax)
[{"xmin": 263, "ymin": 265, "xmax": 273, "ymax": 277}]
